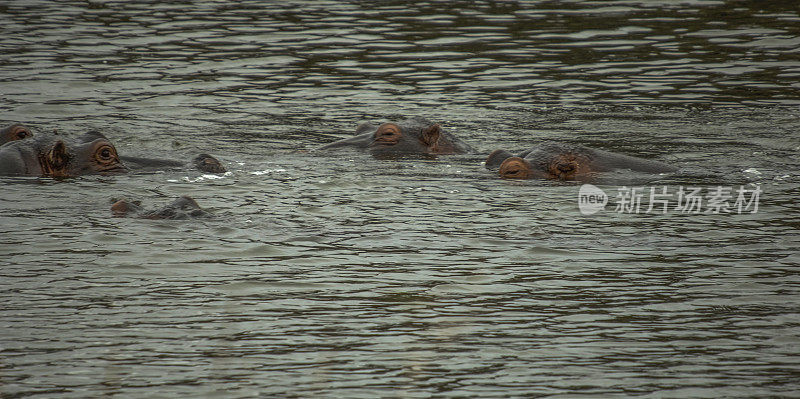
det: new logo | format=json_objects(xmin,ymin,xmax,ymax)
[{"xmin": 578, "ymin": 184, "xmax": 608, "ymax": 215}]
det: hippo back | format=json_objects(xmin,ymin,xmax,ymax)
[
  {"xmin": 587, "ymin": 146, "xmax": 677, "ymax": 173},
  {"xmin": 523, "ymin": 142, "xmax": 676, "ymax": 174}
]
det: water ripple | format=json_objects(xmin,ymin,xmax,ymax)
[{"xmin": 2, "ymin": 1, "xmax": 800, "ymax": 397}]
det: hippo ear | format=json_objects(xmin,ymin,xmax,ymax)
[
  {"xmin": 355, "ymin": 122, "xmax": 377, "ymax": 136},
  {"xmin": 47, "ymin": 140, "xmax": 70, "ymax": 170},
  {"xmin": 420, "ymin": 124, "xmax": 441, "ymax": 147},
  {"xmin": 39, "ymin": 140, "xmax": 70, "ymax": 177}
]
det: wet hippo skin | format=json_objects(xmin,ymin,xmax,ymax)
[
  {"xmin": 0, "ymin": 131, "xmax": 127, "ymax": 177},
  {"xmin": 119, "ymin": 153, "xmax": 226, "ymax": 174},
  {"xmin": 0, "ymin": 124, "xmax": 33, "ymax": 145},
  {"xmin": 111, "ymin": 195, "xmax": 210, "ymax": 219},
  {"xmin": 1, "ymin": 124, "xmax": 225, "ymax": 174},
  {"xmin": 486, "ymin": 142, "xmax": 677, "ymax": 180},
  {"xmin": 317, "ymin": 116, "xmax": 474, "ymax": 156}
]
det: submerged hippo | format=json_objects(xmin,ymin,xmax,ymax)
[
  {"xmin": 1, "ymin": 124, "xmax": 33, "ymax": 145},
  {"xmin": 486, "ymin": 142, "xmax": 677, "ymax": 180},
  {"xmin": 0, "ymin": 131, "xmax": 127, "ymax": 177},
  {"xmin": 111, "ymin": 195, "xmax": 210, "ymax": 219},
  {"xmin": 318, "ymin": 117, "xmax": 473, "ymax": 156},
  {"xmin": 0, "ymin": 124, "xmax": 225, "ymax": 174},
  {"xmin": 120, "ymin": 153, "xmax": 226, "ymax": 174}
]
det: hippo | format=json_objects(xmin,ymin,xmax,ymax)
[
  {"xmin": 111, "ymin": 195, "xmax": 210, "ymax": 219},
  {"xmin": 0, "ymin": 124, "xmax": 225, "ymax": 174},
  {"xmin": 486, "ymin": 142, "xmax": 677, "ymax": 180},
  {"xmin": 120, "ymin": 153, "xmax": 226, "ymax": 174},
  {"xmin": 0, "ymin": 131, "xmax": 127, "ymax": 177},
  {"xmin": 1, "ymin": 124, "xmax": 33, "ymax": 145},
  {"xmin": 318, "ymin": 117, "xmax": 474, "ymax": 156}
]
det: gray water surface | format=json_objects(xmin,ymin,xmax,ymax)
[{"xmin": 2, "ymin": 1, "xmax": 800, "ymax": 397}]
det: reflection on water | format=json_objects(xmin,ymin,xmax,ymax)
[{"xmin": 2, "ymin": 1, "xmax": 800, "ymax": 397}]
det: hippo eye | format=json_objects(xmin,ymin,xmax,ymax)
[
  {"xmin": 378, "ymin": 128, "xmax": 399, "ymax": 138},
  {"xmin": 374, "ymin": 124, "xmax": 402, "ymax": 145},
  {"xmin": 16, "ymin": 129, "xmax": 31, "ymax": 139},
  {"xmin": 95, "ymin": 144, "xmax": 117, "ymax": 163}
]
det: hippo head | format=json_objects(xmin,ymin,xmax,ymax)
[
  {"xmin": 57, "ymin": 131, "xmax": 127, "ymax": 176},
  {"xmin": 498, "ymin": 152, "xmax": 593, "ymax": 180},
  {"xmin": 369, "ymin": 122, "xmax": 446, "ymax": 155},
  {"xmin": 111, "ymin": 198, "xmax": 143, "ymax": 217},
  {"xmin": 1, "ymin": 124, "xmax": 33, "ymax": 145},
  {"xmin": 112, "ymin": 196, "xmax": 208, "ymax": 219},
  {"xmin": 1, "ymin": 129, "xmax": 127, "ymax": 177},
  {"xmin": 193, "ymin": 153, "xmax": 226, "ymax": 174},
  {"xmin": 146, "ymin": 196, "xmax": 208, "ymax": 219},
  {"xmin": 318, "ymin": 118, "xmax": 460, "ymax": 156}
]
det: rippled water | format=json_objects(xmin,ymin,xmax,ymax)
[{"xmin": 2, "ymin": 1, "xmax": 800, "ymax": 397}]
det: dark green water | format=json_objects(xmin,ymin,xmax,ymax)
[{"xmin": 1, "ymin": 1, "xmax": 799, "ymax": 397}]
